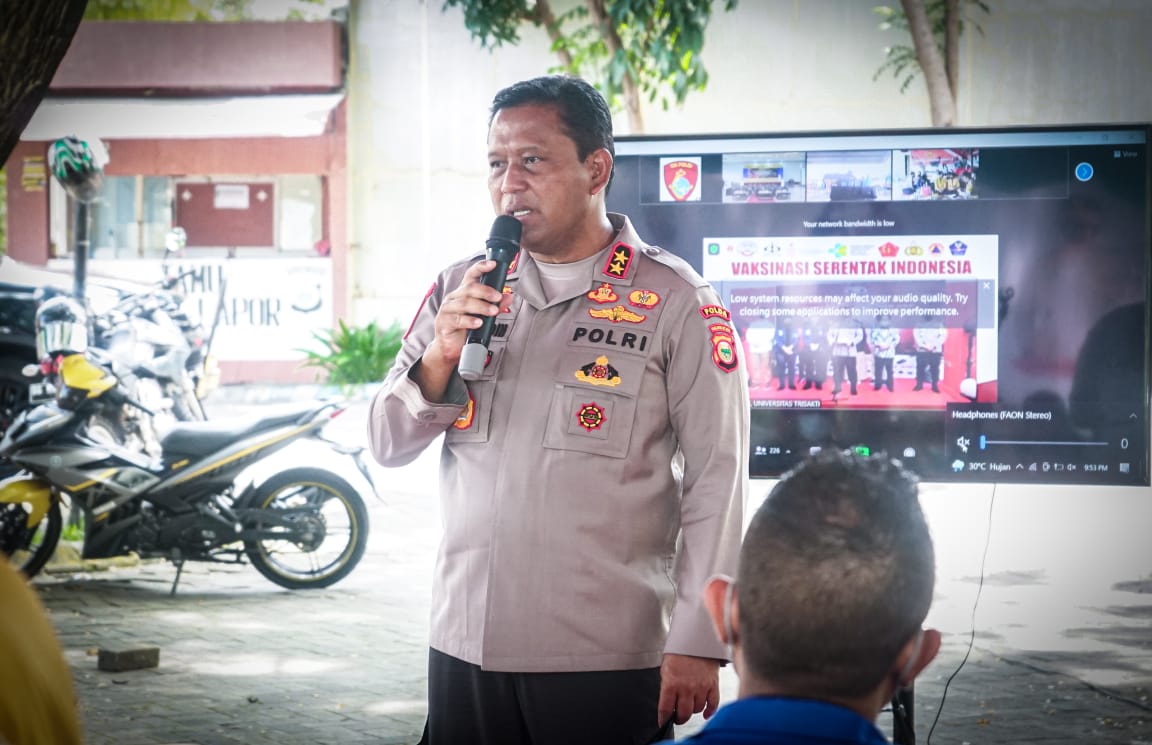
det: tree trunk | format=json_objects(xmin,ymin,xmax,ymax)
[
  {"xmin": 945, "ymin": 0, "xmax": 960, "ymax": 102},
  {"xmin": 533, "ymin": 0, "xmax": 574, "ymax": 68},
  {"xmin": 900, "ymin": 0, "xmax": 956, "ymax": 127},
  {"xmin": 0, "ymin": 0, "xmax": 89, "ymax": 165},
  {"xmin": 585, "ymin": 0, "xmax": 644, "ymax": 133}
]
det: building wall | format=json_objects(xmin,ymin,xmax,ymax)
[
  {"xmin": 2, "ymin": 20, "xmax": 349, "ymax": 385},
  {"xmin": 50, "ymin": 20, "xmax": 343, "ymax": 94},
  {"xmin": 5, "ymin": 141, "xmax": 51, "ymax": 265},
  {"xmin": 346, "ymin": 0, "xmax": 1152, "ymax": 330},
  {"xmin": 8, "ymin": 120, "xmax": 347, "ymax": 285}
]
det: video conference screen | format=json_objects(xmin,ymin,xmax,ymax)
[{"xmin": 608, "ymin": 125, "xmax": 1151, "ymax": 485}]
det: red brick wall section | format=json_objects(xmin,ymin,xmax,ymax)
[{"xmin": 4, "ymin": 141, "xmax": 51, "ymax": 264}]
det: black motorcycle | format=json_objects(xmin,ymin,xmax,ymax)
[{"xmin": 0, "ymin": 352, "xmax": 376, "ymax": 590}]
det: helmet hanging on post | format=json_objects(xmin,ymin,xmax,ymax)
[{"xmin": 48, "ymin": 135, "xmax": 107, "ymax": 204}]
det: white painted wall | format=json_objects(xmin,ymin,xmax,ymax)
[{"xmin": 347, "ymin": 0, "xmax": 1152, "ymax": 326}]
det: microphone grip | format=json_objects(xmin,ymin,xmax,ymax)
[{"xmin": 458, "ymin": 243, "xmax": 515, "ymax": 381}]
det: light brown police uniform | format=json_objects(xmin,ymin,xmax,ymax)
[{"xmin": 368, "ymin": 214, "xmax": 749, "ymax": 673}]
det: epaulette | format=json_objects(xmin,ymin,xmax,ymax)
[{"xmin": 634, "ymin": 244, "xmax": 710, "ymax": 289}]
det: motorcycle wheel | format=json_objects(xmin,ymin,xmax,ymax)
[
  {"xmin": 1, "ymin": 499, "xmax": 63, "ymax": 578},
  {"xmin": 243, "ymin": 467, "xmax": 369, "ymax": 590}
]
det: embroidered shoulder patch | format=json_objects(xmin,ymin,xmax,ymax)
[
  {"xmin": 709, "ymin": 324, "xmax": 739, "ymax": 373},
  {"xmin": 698, "ymin": 304, "xmax": 731, "ymax": 322},
  {"xmin": 603, "ymin": 242, "xmax": 634, "ymax": 279}
]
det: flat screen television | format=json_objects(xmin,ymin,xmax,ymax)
[{"xmin": 608, "ymin": 124, "xmax": 1151, "ymax": 485}]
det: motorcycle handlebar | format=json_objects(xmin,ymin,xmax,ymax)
[
  {"xmin": 125, "ymin": 396, "xmax": 155, "ymax": 417},
  {"xmin": 160, "ymin": 268, "xmax": 198, "ymax": 291}
]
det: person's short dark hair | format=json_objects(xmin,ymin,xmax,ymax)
[
  {"xmin": 490, "ymin": 75, "xmax": 615, "ymax": 163},
  {"xmin": 738, "ymin": 448, "xmax": 934, "ymax": 699}
]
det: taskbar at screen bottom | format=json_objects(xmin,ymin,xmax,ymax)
[{"xmin": 749, "ymin": 404, "xmax": 1149, "ymax": 485}]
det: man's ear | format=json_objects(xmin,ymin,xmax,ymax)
[
  {"xmin": 587, "ymin": 148, "xmax": 613, "ymax": 196},
  {"xmin": 703, "ymin": 575, "xmax": 737, "ymax": 644},
  {"xmin": 895, "ymin": 628, "xmax": 941, "ymax": 688}
]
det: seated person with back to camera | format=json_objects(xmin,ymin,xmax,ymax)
[{"xmin": 658, "ymin": 448, "xmax": 941, "ymax": 744}]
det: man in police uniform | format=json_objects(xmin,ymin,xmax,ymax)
[{"xmin": 368, "ymin": 75, "xmax": 749, "ymax": 745}]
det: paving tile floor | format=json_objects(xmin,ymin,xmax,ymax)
[{"xmin": 25, "ymin": 390, "xmax": 1152, "ymax": 744}]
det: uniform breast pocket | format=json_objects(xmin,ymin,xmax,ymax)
[
  {"xmin": 542, "ymin": 385, "xmax": 637, "ymax": 459},
  {"xmin": 444, "ymin": 348, "xmax": 504, "ymax": 444}
]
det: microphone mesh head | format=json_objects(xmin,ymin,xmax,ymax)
[{"xmin": 489, "ymin": 215, "xmax": 522, "ymax": 246}]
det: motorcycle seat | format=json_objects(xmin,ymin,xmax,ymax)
[{"xmin": 159, "ymin": 401, "xmax": 337, "ymax": 458}]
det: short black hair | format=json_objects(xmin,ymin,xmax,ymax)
[
  {"xmin": 738, "ymin": 449, "xmax": 934, "ymax": 698},
  {"xmin": 489, "ymin": 75, "xmax": 615, "ymax": 163}
]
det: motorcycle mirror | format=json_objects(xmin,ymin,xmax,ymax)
[{"xmin": 21, "ymin": 364, "xmax": 40, "ymax": 378}]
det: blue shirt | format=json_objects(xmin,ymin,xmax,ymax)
[{"xmin": 657, "ymin": 696, "xmax": 890, "ymax": 745}]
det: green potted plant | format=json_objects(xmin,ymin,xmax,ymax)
[{"xmin": 298, "ymin": 319, "xmax": 403, "ymax": 394}]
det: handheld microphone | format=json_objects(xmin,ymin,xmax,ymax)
[{"xmin": 458, "ymin": 215, "xmax": 521, "ymax": 381}]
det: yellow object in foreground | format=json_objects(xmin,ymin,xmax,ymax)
[{"xmin": 0, "ymin": 561, "xmax": 82, "ymax": 745}]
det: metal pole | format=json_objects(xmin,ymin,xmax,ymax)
[{"xmin": 73, "ymin": 201, "xmax": 90, "ymax": 302}]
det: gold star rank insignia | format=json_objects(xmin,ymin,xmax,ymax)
[{"xmin": 603, "ymin": 242, "xmax": 633, "ymax": 279}]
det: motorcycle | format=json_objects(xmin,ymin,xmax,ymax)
[
  {"xmin": 92, "ymin": 276, "xmax": 211, "ymax": 429},
  {"xmin": 31, "ymin": 261, "xmax": 222, "ymax": 459},
  {"xmin": 0, "ymin": 352, "xmax": 377, "ymax": 591},
  {"xmin": 2, "ymin": 259, "xmax": 216, "ymax": 453}
]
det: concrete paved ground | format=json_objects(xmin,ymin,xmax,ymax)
[{"xmin": 26, "ymin": 388, "xmax": 1152, "ymax": 744}]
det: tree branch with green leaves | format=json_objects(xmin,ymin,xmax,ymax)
[{"xmin": 442, "ymin": 0, "xmax": 738, "ymax": 134}]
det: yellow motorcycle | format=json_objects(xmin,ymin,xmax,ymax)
[{"xmin": 0, "ymin": 353, "xmax": 375, "ymax": 590}]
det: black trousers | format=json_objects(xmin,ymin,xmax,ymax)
[
  {"xmin": 873, "ymin": 356, "xmax": 894, "ymax": 390},
  {"xmin": 418, "ymin": 648, "xmax": 673, "ymax": 745},
  {"xmin": 916, "ymin": 351, "xmax": 942, "ymax": 386},
  {"xmin": 831, "ymin": 355, "xmax": 857, "ymax": 392}
]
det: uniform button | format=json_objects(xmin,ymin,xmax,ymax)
[
  {"xmin": 418, "ymin": 412, "xmax": 435, "ymax": 422},
  {"xmin": 643, "ymin": 247, "xmax": 659, "ymax": 256}
]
